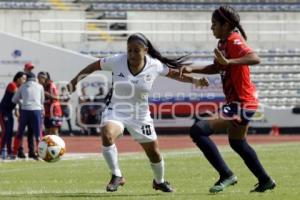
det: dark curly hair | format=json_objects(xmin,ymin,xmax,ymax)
[{"xmin": 212, "ymin": 5, "xmax": 247, "ymax": 40}]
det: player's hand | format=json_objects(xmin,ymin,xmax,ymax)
[
  {"xmin": 179, "ymin": 66, "xmax": 193, "ymax": 78},
  {"xmin": 214, "ymin": 48, "xmax": 229, "ymax": 65},
  {"xmin": 44, "ymin": 91, "xmax": 52, "ymax": 98},
  {"xmin": 14, "ymin": 109, "xmax": 20, "ymax": 118},
  {"xmin": 66, "ymin": 81, "xmax": 76, "ymax": 94},
  {"xmin": 194, "ymin": 77, "xmax": 209, "ymax": 88}
]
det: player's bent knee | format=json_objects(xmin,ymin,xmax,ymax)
[
  {"xmin": 101, "ymin": 129, "xmax": 117, "ymax": 145},
  {"xmin": 189, "ymin": 121, "xmax": 214, "ymax": 142}
]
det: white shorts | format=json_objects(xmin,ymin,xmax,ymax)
[{"xmin": 100, "ymin": 108, "xmax": 157, "ymax": 143}]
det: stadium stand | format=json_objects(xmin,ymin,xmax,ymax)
[
  {"xmin": 78, "ymin": 48, "xmax": 300, "ymax": 108},
  {"xmin": 74, "ymin": 0, "xmax": 299, "ymax": 3},
  {"xmin": 0, "ymin": 1, "xmax": 50, "ymax": 10},
  {"xmin": 247, "ymin": 50, "xmax": 300, "ymax": 108},
  {"xmin": 77, "ymin": 2, "xmax": 300, "ymax": 12},
  {"xmin": 0, "ymin": 0, "xmax": 38, "ymax": 1},
  {"xmin": 1, "ymin": 0, "xmax": 299, "ymax": 130}
]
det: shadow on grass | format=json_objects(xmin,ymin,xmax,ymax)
[
  {"xmin": 0, "ymin": 191, "xmax": 211, "ymax": 199},
  {"xmin": 0, "ymin": 192, "xmax": 162, "ymax": 199}
]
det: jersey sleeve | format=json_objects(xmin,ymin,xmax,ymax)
[
  {"xmin": 50, "ymin": 83, "xmax": 59, "ymax": 98},
  {"xmin": 99, "ymin": 54, "xmax": 121, "ymax": 71},
  {"xmin": 7, "ymin": 83, "xmax": 17, "ymax": 93},
  {"xmin": 12, "ymin": 86, "xmax": 22, "ymax": 103},
  {"xmin": 227, "ymin": 35, "xmax": 253, "ymax": 58},
  {"xmin": 157, "ymin": 63, "xmax": 170, "ymax": 76}
]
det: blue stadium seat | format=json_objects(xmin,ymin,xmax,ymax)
[
  {"xmin": 0, "ymin": 2, "xmax": 50, "ymax": 10},
  {"xmin": 85, "ymin": 2, "xmax": 300, "ymax": 12}
]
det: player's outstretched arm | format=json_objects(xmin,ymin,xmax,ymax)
[
  {"xmin": 214, "ymin": 48, "xmax": 260, "ymax": 65},
  {"xmin": 179, "ymin": 64, "xmax": 219, "ymax": 76},
  {"xmin": 167, "ymin": 68, "xmax": 209, "ymax": 88},
  {"xmin": 67, "ymin": 61, "xmax": 100, "ymax": 93}
]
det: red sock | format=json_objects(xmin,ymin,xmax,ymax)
[{"xmin": 13, "ymin": 137, "xmax": 21, "ymax": 155}]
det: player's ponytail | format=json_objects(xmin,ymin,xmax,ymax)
[
  {"xmin": 236, "ymin": 24, "xmax": 247, "ymax": 41},
  {"xmin": 213, "ymin": 5, "xmax": 248, "ymax": 40},
  {"xmin": 127, "ymin": 33, "xmax": 189, "ymax": 68}
]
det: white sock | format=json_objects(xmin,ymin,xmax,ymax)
[
  {"xmin": 102, "ymin": 144, "xmax": 122, "ymax": 177},
  {"xmin": 150, "ymin": 158, "xmax": 165, "ymax": 184}
]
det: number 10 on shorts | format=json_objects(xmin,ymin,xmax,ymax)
[{"xmin": 141, "ymin": 125, "xmax": 152, "ymax": 135}]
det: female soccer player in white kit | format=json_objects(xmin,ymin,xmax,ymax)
[{"xmin": 68, "ymin": 33, "xmax": 208, "ymax": 192}]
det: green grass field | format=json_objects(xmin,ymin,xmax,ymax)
[{"xmin": 0, "ymin": 143, "xmax": 299, "ymax": 200}]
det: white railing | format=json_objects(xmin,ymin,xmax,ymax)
[{"xmin": 21, "ymin": 18, "xmax": 300, "ymax": 48}]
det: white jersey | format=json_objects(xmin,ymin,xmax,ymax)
[{"xmin": 100, "ymin": 54, "xmax": 169, "ymax": 120}]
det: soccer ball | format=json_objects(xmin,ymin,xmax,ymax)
[{"xmin": 38, "ymin": 135, "xmax": 66, "ymax": 162}]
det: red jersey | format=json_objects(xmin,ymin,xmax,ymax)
[
  {"xmin": 0, "ymin": 82, "xmax": 17, "ymax": 113},
  {"xmin": 215, "ymin": 31, "xmax": 258, "ymax": 110},
  {"xmin": 44, "ymin": 81, "xmax": 62, "ymax": 118}
]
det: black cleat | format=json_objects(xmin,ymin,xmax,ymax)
[
  {"xmin": 17, "ymin": 151, "xmax": 26, "ymax": 159},
  {"xmin": 10, "ymin": 155, "xmax": 17, "ymax": 160},
  {"xmin": 106, "ymin": 174, "xmax": 125, "ymax": 192},
  {"xmin": 28, "ymin": 152, "xmax": 39, "ymax": 161},
  {"xmin": 152, "ymin": 180, "xmax": 174, "ymax": 192},
  {"xmin": 250, "ymin": 179, "xmax": 276, "ymax": 193}
]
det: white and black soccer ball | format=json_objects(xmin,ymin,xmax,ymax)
[{"xmin": 38, "ymin": 135, "xmax": 66, "ymax": 162}]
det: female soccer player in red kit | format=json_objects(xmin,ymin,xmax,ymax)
[
  {"xmin": 180, "ymin": 5, "xmax": 276, "ymax": 193},
  {"xmin": 0, "ymin": 72, "xmax": 26, "ymax": 159},
  {"xmin": 37, "ymin": 71, "xmax": 62, "ymax": 135}
]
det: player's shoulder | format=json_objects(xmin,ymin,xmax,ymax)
[
  {"xmin": 102, "ymin": 53, "xmax": 126, "ymax": 63},
  {"xmin": 7, "ymin": 82, "xmax": 17, "ymax": 92},
  {"xmin": 49, "ymin": 81, "xmax": 56, "ymax": 87},
  {"xmin": 146, "ymin": 55, "xmax": 163, "ymax": 67},
  {"xmin": 34, "ymin": 81, "xmax": 44, "ymax": 89},
  {"xmin": 113, "ymin": 53, "xmax": 127, "ymax": 60},
  {"xmin": 7, "ymin": 82, "xmax": 16, "ymax": 87},
  {"xmin": 227, "ymin": 32, "xmax": 245, "ymax": 44}
]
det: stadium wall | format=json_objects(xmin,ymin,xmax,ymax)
[
  {"xmin": 0, "ymin": 31, "xmax": 299, "ymax": 132},
  {"xmin": 1, "ymin": 9, "xmax": 299, "ymax": 132},
  {"xmin": 0, "ymin": 31, "xmax": 100, "ymax": 131},
  {"xmin": 81, "ymin": 11, "xmax": 300, "ymax": 52},
  {"xmin": 0, "ymin": 9, "xmax": 84, "ymax": 45},
  {"xmin": 1, "ymin": 9, "xmax": 300, "ymax": 52}
]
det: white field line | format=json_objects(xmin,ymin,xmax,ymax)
[
  {"xmin": 0, "ymin": 142, "xmax": 297, "ymax": 170},
  {"xmin": 1, "ymin": 142, "xmax": 299, "ymax": 164},
  {"xmin": 0, "ymin": 149, "xmax": 225, "ymax": 174},
  {"xmin": 0, "ymin": 189, "xmax": 107, "ymax": 196}
]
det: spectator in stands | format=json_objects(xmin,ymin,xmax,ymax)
[
  {"xmin": 59, "ymin": 86, "xmax": 73, "ymax": 136},
  {"xmin": 86, "ymin": 87, "xmax": 110, "ymax": 135},
  {"xmin": 77, "ymin": 86, "xmax": 91, "ymax": 135},
  {"xmin": 180, "ymin": 5, "xmax": 276, "ymax": 193},
  {"xmin": 67, "ymin": 33, "xmax": 208, "ymax": 192},
  {"xmin": 0, "ymin": 71, "xmax": 26, "ymax": 160},
  {"xmin": 93, "ymin": 87, "xmax": 111, "ymax": 128},
  {"xmin": 37, "ymin": 71, "xmax": 62, "ymax": 135},
  {"xmin": 12, "ymin": 72, "xmax": 44, "ymax": 160}
]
